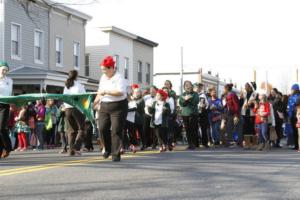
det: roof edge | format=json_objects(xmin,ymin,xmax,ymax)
[{"xmin": 100, "ymin": 26, "xmax": 158, "ymax": 47}]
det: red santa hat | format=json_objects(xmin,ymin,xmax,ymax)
[
  {"xmin": 156, "ymin": 89, "xmax": 168, "ymax": 101},
  {"xmin": 131, "ymin": 84, "xmax": 139, "ymax": 89},
  {"xmin": 100, "ymin": 56, "xmax": 115, "ymax": 68}
]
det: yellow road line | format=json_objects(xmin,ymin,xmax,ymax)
[{"xmin": 0, "ymin": 150, "xmax": 160, "ymax": 177}]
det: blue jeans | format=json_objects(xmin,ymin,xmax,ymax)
[
  {"xmin": 257, "ymin": 123, "xmax": 268, "ymax": 144},
  {"xmin": 211, "ymin": 121, "xmax": 221, "ymax": 143},
  {"xmin": 36, "ymin": 122, "xmax": 45, "ymax": 149}
]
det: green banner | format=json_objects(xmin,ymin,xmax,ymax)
[{"xmin": 0, "ymin": 93, "xmax": 96, "ymax": 124}]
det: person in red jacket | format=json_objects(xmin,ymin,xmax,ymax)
[
  {"xmin": 253, "ymin": 90, "xmax": 270, "ymax": 151},
  {"xmin": 223, "ymin": 84, "xmax": 243, "ymax": 146}
]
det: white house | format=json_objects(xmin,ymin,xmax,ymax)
[
  {"xmin": 86, "ymin": 26, "xmax": 158, "ymax": 88},
  {"xmin": 0, "ymin": 0, "xmax": 97, "ymax": 94}
]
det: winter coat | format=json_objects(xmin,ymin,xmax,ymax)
[
  {"xmin": 253, "ymin": 102, "xmax": 270, "ymax": 124},
  {"xmin": 179, "ymin": 91, "xmax": 199, "ymax": 116},
  {"xmin": 148, "ymin": 101, "xmax": 170, "ymax": 128},
  {"xmin": 225, "ymin": 91, "xmax": 240, "ymax": 116}
]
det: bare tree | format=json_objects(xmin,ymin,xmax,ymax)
[{"xmin": 16, "ymin": 0, "xmax": 99, "ymax": 27}]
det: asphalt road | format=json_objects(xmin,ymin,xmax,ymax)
[{"xmin": 0, "ymin": 147, "xmax": 299, "ymax": 200}]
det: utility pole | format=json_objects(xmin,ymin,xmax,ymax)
[
  {"xmin": 180, "ymin": 46, "xmax": 183, "ymax": 95},
  {"xmin": 266, "ymin": 70, "xmax": 268, "ymax": 94},
  {"xmin": 253, "ymin": 69, "xmax": 257, "ymax": 82},
  {"xmin": 296, "ymin": 68, "xmax": 299, "ymax": 82}
]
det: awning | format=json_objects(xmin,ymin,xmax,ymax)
[{"xmin": 8, "ymin": 66, "xmax": 98, "ymax": 91}]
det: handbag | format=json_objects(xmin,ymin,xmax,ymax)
[
  {"xmin": 269, "ymin": 126, "xmax": 278, "ymax": 141},
  {"xmin": 30, "ymin": 133, "xmax": 38, "ymax": 146}
]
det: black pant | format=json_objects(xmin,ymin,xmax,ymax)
[
  {"xmin": 65, "ymin": 108, "xmax": 86, "ymax": 151},
  {"xmin": 125, "ymin": 121, "xmax": 138, "ymax": 145},
  {"xmin": 154, "ymin": 125, "xmax": 167, "ymax": 146},
  {"xmin": 99, "ymin": 99, "xmax": 128, "ymax": 156},
  {"xmin": 182, "ymin": 115, "xmax": 198, "ymax": 148},
  {"xmin": 198, "ymin": 114, "xmax": 209, "ymax": 146},
  {"xmin": 45, "ymin": 125, "xmax": 56, "ymax": 146},
  {"xmin": 275, "ymin": 118, "xmax": 283, "ymax": 146},
  {"xmin": 243, "ymin": 116, "xmax": 255, "ymax": 136},
  {"xmin": 290, "ymin": 116, "xmax": 299, "ymax": 149},
  {"xmin": 143, "ymin": 114, "xmax": 155, "ymax": 147},
  {"xmin": 85, "ymin": 121, "xmax": 94, "ymax": 150},
  {"xmin": 167, "ymin": 116, "xmax": 175, "ymax": 146},
  {"xmin": 0, "ymin": 104, "xmax": 12, "ymax": 155},
  {"xmin": 59, "ymin": 131, "xmax": 68, "ymax": 151}
]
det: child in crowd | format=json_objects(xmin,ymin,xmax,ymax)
[
  {"xmin": 14, "ymin": 105, "xmax": 30, "ymax": 151},
  {"xmin": 148, "ymin": 89, "xmax": 170, "ymax": 152},
  {"xmin": 253, "ymin": 90, "xmax": 271, "ymax": 151}
]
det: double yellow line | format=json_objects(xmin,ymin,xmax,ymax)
[{"xmin": 0, "ymin": 150, "xmax": 160, "ymax": 177}]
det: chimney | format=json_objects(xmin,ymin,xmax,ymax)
[{"xmin": 198, "ymin": 68, "xmax": 203, "ymax": 83}]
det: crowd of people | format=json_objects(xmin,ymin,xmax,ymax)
[{"xmin": 0, "ymin": 57, "xmax": 300, "ymax": 162}]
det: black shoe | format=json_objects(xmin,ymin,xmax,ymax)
[
  {"xmin": 203, "ymin": 144, "xmax": 209, "ymax": 148},
  {"xmin": 69, "ymin": 150, "xmax": 75, "ymax": 156},
  {"xmin": 112, "ymin": 154, "xmax": 121, "ymax": 162},
  {"xmin": 103, "ymin": 152, "xmax": 111, "ymax": 159},
  {"xmin": 186, "ymin": 146, "xmax": 195, "ymax": 150}
]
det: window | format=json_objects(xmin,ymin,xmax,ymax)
[
  {"xmin": 74, "ymin": 42, "xmax": 80, "ymax": 69},
  {"xmin": 85, "ymin": 54, "xmax": 90, "ymax": 77},
  {"xmin": 56, "ymin": 37, "xmax": 63, "ymax": 66},
  {"xmin": 124, "ymin": 57, "xmax": 129, "ymax": 79},
  {"xmin": 34, "ymin": 30, "xmax": 43, "ymax": 63},
  {"xmin": 146, "ymin": 63, "xmax": 151, "ymax": 84},
  {"xmin": 138, "ymin": 61, "xmax": 142, "ymax": 83},
  {"xmin": 11, "ymin": 23, "xmax": 21, "ymax": 59},
  {"xmin": 113, "ymin": 55, "xmax": 119, "ymax": 71}
]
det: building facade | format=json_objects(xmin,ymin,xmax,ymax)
[
  {"xmin": 0, "ymin": 0, "xmax": 97, "ymax": 94},
  {"xmin": 153, "ymin": 69, "xmax": 229, "ymax": 97},
  {"xmin": 86, "ymin": 26, "xmax": 158, "ymax": 89}
]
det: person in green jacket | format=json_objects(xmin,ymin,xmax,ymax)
[
  {"xmin": 164, "ymin": 80, "xmax": 177, "ymax": 100},
  {"xmin": 179, "ymin": 80, "xmax": 200, "ymax": 149},
  {"xmin": 148, "ymin": 89, "xmax": 170, "ymax": 152}
]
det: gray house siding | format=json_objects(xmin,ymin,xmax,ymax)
[
  {"xmin": 0, "ymin": 0, "xmax": 4, "ymax": 60},
  {"xmin": 4, "ymin": 0, "xmax": 49, "ymax": 70},
  {"xmin": 49, "ymin": 9, "xmax": 86, "ymax": 76},
  {"xmin": 86, "ymin": 45, "xmax": 110, "ymax": 81},
  {"xmin": 133, "ymin": 41, "xmax": 154, "ymax": 88}
]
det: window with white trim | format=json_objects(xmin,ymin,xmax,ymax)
[
  {"xmin": 138, "ymin": 61, "xmax": 142, "ymax": 83},
  {"xmin": 146, "ymin": 63, "xmax": 151, "ymax": 84},
  {"xmin": 124, "ymin": 57, "xmax": 129, "ymax": 79},
  {"xmin": 85, "ymin": 54, "xmax": 90, "ymax": 77},
  {"xmin": 34, "ymin": 30, "xmax": 43, "ymax": 62},
  {"xmin": 74, "ymin": 42, "xmax": 80, "ymax": 68},
  {"xmin": 56, "ymin": 37, "xmax": 63, "ymax": 66},
  {"xmin": 113, "ymin": 55, "xmax": 119, "ymax": 71},
  {"xmin": 11, "ymin": 23, "xmax": 21, "ymax": 58}
]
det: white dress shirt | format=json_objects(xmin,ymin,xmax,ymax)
[
  {"xmin": 98, "ymin": 72, "xmax": 128, "ymax": 102},
  {"xmin": 154, "ymin": 101, "xmax": 164, "ymax": 125},
  {"xmin": 63, "ymin": 81, "xmax": 86, "ymax": 108},
  {"xmin": 144, "ymin": 95, "xmax": 155, "ymax": 116},
  {"xmin": 0, "ymin": 76, "xmax": 13, "ymax": 97},
  {"xmin": 126, "ymin": 100, "xmax": 137, "ymax": 123}
]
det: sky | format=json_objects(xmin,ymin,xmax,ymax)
[{"xmin": 67, "ymin": 0, "xmax": 300, "ymax": 94}]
